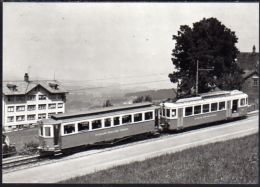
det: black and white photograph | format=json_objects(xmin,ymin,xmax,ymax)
[{"xmin": 2, "ymin": 1, "xmax": 259, "ymax": 184}]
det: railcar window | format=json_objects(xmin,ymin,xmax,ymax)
[
  {"xmin": 246, "ymin": 98, "xmax": 248, "ymax": 105},
  {"xmin": 185, "ymin": 107, "xmax": 193, "ymax": 116},
  {"xmin": 194, "ymin": 105, "xmax": 202, "ymax": 114},
  {"xmin": 104, "ymin": 118, "xmax": 111, "ymax": 127},
  {"xmin": 240, "ymin": 98, "xmax": 246, "ymax": 106},
  {"xmin": 122, "ymin": 115, "xmax": 132, "ymax": 124},
  {"xmin": 64, "ymin": 124, "xmax": 75, "ymax": 134},
  {"xmin": 203, "ymin": 104, "xmax": 210, "ymax": 113},
  {"xmin": 166, "ymin": 109, "xmax": 170, "ymax": 117},
  {"xmin": 211, "ymin": 103, "xmax": 218, "ymax": 111},
  {"xmin": 134, "ymin": 113, "xmax": 143, "ymax": 122},
  {"xmin": 45, "ymin": 127, "xmax": 51, "ymax": 137},
  {"xmin": 78, "ymin": 121, "xmax": 89, "ymax": 131},
  {"xmin": 172, "ymin": 109, "xmax": 176, "ymax": 117},
  {"xmin": 145, "ymin": 111, "xmax": 153, "ymax": 120},
  {"xmin": 113, "ymin": 117, "xmax": 120, "ymax": 126},
  {"xmin": 219, "ymin": 101, "xmax": 225, "ymax": 110},
  {"xmin": 162, "ymin": 109, "xmax": 165, "ymax": 116},
  {"xmin": 92, "ymin": 120, "xmax": 102, "ymax": 129}
]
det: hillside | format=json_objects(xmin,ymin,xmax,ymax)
[{"xmin": 125, "ymin": 88, "xmax": 176, "ymax": 101}]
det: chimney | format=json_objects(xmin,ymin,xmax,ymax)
[
  {"xmin": 253, "ymin": 45, "xmax": 256, "ymax": 54},
  {"xmin": 24, "ymin": 73, "xmax": 29, "ymax": 82}
]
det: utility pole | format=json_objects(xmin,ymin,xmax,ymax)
[
  {"xmin": 195, "ymin": 61, "xmax": 199, "ymax": 96},
  {"xmin": 195, "ymin": 60, "xmax": 214, "ymax": 96}
]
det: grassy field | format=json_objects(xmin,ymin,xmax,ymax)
[
  {"xmin": 5, "ymin": 127, "xmax": 39, "ymax": 153},
  {"xmin": 61, "ymin": 133, "xmax": 258, "ymax": 184}
]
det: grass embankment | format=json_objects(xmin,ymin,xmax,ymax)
[
  {"xmin": 61, "ymin": 133, "xmax": 258, "ymax": 184},
  {"xmin": 6, "ymin": 127, "xmax": 39, "ymax": 153}
]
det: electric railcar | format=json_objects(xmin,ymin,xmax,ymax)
[
  {"xmin": 160, "ymin": 90, "xmax": 248, "ymax": 130},
  {"xmin": 37, "ymin": 102, "xmax": 160, "ymax": 155},
  {"xmin": 38, "ymin": 90, "xmax": 248, "ymax": 156}
]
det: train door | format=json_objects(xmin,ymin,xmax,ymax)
[
  {"xmin": 232, "ymin": 99, "xmax": 239, "ymax": 113},
  {"xmin": 53, "ymin": 124, "xmax": 61, "ymax": 146},
  {"xmin": 155, "ymin": 108, "xmax": 159, "ymax": 127},
  {"xmin": 177, "ymin": 108, "xmax": 183, "ymax": 129}
]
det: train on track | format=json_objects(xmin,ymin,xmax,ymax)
[{"xmin": 37, "ymin": 90, "xmax": 248, "ymax": 156}]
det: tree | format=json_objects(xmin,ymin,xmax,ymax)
[
  {"xmin": 144, "ymin": 95, "xmax": 152, "ymax": 102},
  {"xmin": 133, "ymin": 96, "xmax": 144, "ymax": 103},
  {"xmin": 103, "ymin": 100, "xmax": 113, "ymax": 107},
  {"xmin": 169, "ymin": 17, "xmax": 243, "ymax": 98},
  {"xmin": 133, "ymin": 95, "xmax": 152, "ymax": 103}
]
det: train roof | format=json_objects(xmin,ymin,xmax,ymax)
[
  {"xmin": 46, "ymin": 102, "xmax": 156, "ymax": 120},
  {"xmin": 40, "ymin": 102, "xmax": 158, "ymax": 124},
  {"xmin": 162, "ymin": 90, "xmax": 247, "ymax": 107}
]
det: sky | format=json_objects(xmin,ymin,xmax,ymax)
[{"xmin": 3, "ymin": 2, "xmax": 259, "ymax": 89}]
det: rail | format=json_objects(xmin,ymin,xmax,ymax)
[{"xmin": 2, "ymin": 155, "xmax": 41, "ymax": 170}]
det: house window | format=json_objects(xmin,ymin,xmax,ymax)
[
  {"xmin": 38, "ymin": 113, "xmax": 46, "ymax": 119},
  {"xmin": 203, "ymin": 104, "xmax": 210, "ymax": 113},
  {"xmin": 16, "ymin": 96, "xmax": 25, "ymax": 102},
  {"xmin": 253, "ymin": 78, "xmax": 258, "ymax": 86},
  {"xmin": 104, "ymin": 118, "xmax": 111, "ymax": 127},
  {"xmin": 7, "ymin": 106, "xmax": 14, "ymax": 112},
  {"xmin": 39, "ymin": 95, "xmax": 47, "ymax": 100},
  {"xmin": 7, "ymin": 96, "xmax": 14, "ymax": 102},
  {"xmin": 16, "ymin": 115, "xmax": 25, "ymax": 121},
  {"xmin": 211, "ymin": 103, "xmax": 218, "ymax": 112},
  {"xmin": 113, "ymin": 117, "xmax": 120, "ymax": 126},
  {"xmin": 219, "ymin": 101, "xmax": 226, "ymax": 110},
  {"xmin": 185, "ymin": 107, "xmax": 193, "ymax": 116},
  {"xmin": 145, "ymin": 111, "xmax": 153, "ymax": 120},
  {"xmin": 57, "ymin": 103, "xmax": 63, "ymax": 108},
  {"xmin": 122, "ymin": 115, "xmax": 132, "ymax": 124},
  {"xmin": 27, "ymin": 105, "xmax": 36, "ymax": 111},
  {"xmin": 194, "ymin": 105, "xmax": 202, "ymax": 114},
  {"xmin": 27, "ymin": 114, "xmax": 36, "ymax": 121},
  {"xmin": 16, "ymin": 105, "xmax": 25, "ymax": 112},
  {"xmin": 27, "ymin": 95, "xmax": 36, "ymax": 101},
  {"xmin": 7, "ymin": 116, "xmax": 14, "ymax": 122},
  {"xmin": 134, "ymin": 113, "xmax": 143, "ymax": 122},
  {"xmin": 64, "ymin": 124, "xmax": 75, "ymax": 134},
  {"xmin": 48, "ymin": 103, "xmax": 56, "ymax": 109},
  {"xmin": 78, "ymin": 121, "xmax": 90, "ymax": 131},
  {"xmin": 92, "ymin": 120, "xmax": 102, "ymax": 129},
  {"xmin": 38, "ymin": 104, "xmax": 46, "ymax": 110}
]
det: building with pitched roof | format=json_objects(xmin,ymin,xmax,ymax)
[
  {"xmin": 2, "ymin": 73, "xmax": 68, "ymax": 131},
  {"xmin": 237, "ymin": 46, "xmax": 259, "ymax": 107}
]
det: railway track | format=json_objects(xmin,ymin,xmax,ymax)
[
  {"xmin": 2, "ymin": 111, "xmax": 258, "ymax": 174},
  {"xmin": 2, "ymin": 155, "xmax": 42, "ymax": 170}
]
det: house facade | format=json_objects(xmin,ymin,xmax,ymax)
[
  {"xmin": 237, "ymin": 46, "xmax": 259, "ymax": 108},
  {"xmin": 2, "ymin": 73, "xmax": 68, "ymax": 131}
]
